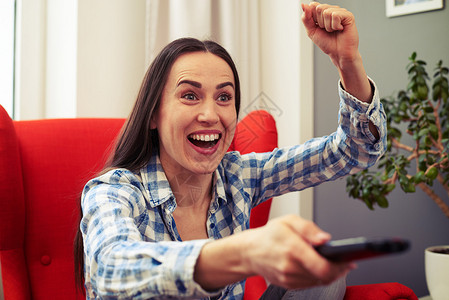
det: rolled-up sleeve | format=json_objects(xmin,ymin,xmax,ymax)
[{"xmin": 337, "ymin": 77, "xmax": 387, "ymax": 157}]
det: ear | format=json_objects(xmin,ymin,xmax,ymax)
[{"xmin": 150, "ymin": 116, "xmax": 157, "ymax": 129}]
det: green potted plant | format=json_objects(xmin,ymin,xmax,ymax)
[
  {"xmin": 346, "ymin": 52, "xmax": 448, "ymax": 218},
  {"xmin": 345, "ymin": 52, "xmax": 449, "ymax": 300}
]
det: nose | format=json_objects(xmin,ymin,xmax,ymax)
[{"xmin": 197, "ymin": 99, "xmax": 219, "ymax": 124}]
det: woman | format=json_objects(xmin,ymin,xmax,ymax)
[{"xmin": 75, "ymin": 2, "xmax": 386, "ymax": 299}]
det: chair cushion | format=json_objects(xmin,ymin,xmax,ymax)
[
  {"xmin": 233, "ymin": 110, "xmax": 278, "ymax": 300},
  {"xmin": 231, "ymin": 110, "xmax": 277, "ymax": 229},
  {"xmin": 14, "ymin": 118, "xmax": 124, "ymax": 299},
  {"xmin": 0, "ymin": 105, "xmax": 30, "ymax": 299}
]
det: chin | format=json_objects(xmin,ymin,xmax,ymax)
[{"xmin": 192, "ymin": 160, "xmax": 221, "ymax": 175}]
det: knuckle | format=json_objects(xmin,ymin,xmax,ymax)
[
  {"xmin": 316, "ymin": 264, "xmax": 341, "ymax": 285},
  {"xmin": 320, "ymin": 273, "xmax": 336, "ymax": 285},
  {"xmin": 281, "ymin": 214, "xmax": 299, "ymax": 224},
  {"xmin": 278, "ymin": 242, "xmax": 296, "ymax": 262},
  {"xmin": 323, "ymin": 10, "xmax": 332, "ymax": 18},
  {"xmin": 331, "ymin": 11, "xmax": 340, "ymax": 20},
  {"xmin": 277, "ymin": 273, "xmax": 291, "ymax": 287},
  {"xmin": 275, "ymin": 263, "xmax": 290, "ymax": 281},
  {"xmin": 300, "ymin": 219, "xmax": 315, "ymax": 232},
  {"xmin": 285, "ymin": 213, "xmax": 298, "ymax": 220},
  {"xmin": 302, "ymin": 218, "xmax": 314, "ymax": 226}
]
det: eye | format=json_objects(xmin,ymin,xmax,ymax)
[
  {"xmin": 182, "ymin": 93, "xmax": 198, "ymax": 101},
  {"xmin": 217, "ymin": 93, "xmax": 232, "ymax": 102}
]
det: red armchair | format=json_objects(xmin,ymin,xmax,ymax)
[{"xmin": 0, "ymin": 105, "xmax": 417, "ymax": 299}]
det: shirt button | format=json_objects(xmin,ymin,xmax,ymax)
[
  {"xmin": 40, "ymin": 255, "xmax": 52, "ymax": 266},
  {"xmin": 210, "ymin": 223, "xmax": 215, "ymax": 229}
]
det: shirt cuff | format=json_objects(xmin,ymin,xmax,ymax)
[
  {"xmin": 338, "ymin": 77, "xmax": 387, "ymax": 152},
  {"xmin": 167, "ymin": 238, "xmax": 224, "ymax": 298},
  {"xmin": 338, "ymin": 76, "xmax": 378, "ymax": 114}
]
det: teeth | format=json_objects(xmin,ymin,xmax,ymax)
[{"xmin": 189, "ymin": 133, "xmax": 220, "ymax": 141}]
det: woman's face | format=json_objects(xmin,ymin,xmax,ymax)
[{"xmin": 152, "ymin": 52, "xmax": 237, "ymax": 177}]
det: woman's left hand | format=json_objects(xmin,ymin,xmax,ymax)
[{"xmin": 301, "ymin": 2, "xmax": 359, "ymax": 70}]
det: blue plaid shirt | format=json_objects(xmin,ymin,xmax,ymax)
[{"xmin": 81, "ymin": 79, "xmax": 386, "ymax": 299}]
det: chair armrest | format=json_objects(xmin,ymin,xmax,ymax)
[
  {"xmin": 344, "ymin": 282, "xmax": 418, "ymax": 300},
  {"xmin": 243, "ymin": 276, "xmax": 267, "ymax": 300}
]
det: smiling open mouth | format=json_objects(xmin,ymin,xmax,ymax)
[{"xmin": 188, "ymin": 133, "xmax": 221, "ymax": 148}]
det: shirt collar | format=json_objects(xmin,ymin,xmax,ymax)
[
  {"xmin": 141, "ymin": 152, "xmax": 228, "ymax": 209},
  {"xmin": 141, "ymin": 153, "xmax": 173, "ymax": 208},
  {"xmin": 210, "ymin": 167, "xmax": 228, "ymax": 212}
]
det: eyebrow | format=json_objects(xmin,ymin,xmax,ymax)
[
  {"xmin": 177, "ymin": 80, "xmax": 234, "ymax": 90},
  {"xmin": 177, "ymin": 80, "xmax": 201, "ymax": 88},
  {"xmin": 216, "ymin": 81, "xmax": 234, "ymax": 90}
]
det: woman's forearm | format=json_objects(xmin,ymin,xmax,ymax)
[
  {"xmin": 194, "ymin": 231, "xmax": 253, "ymax": 290},
  {"xmin": 336, "ymin": 53, "xmax": 372, "ymax": 104},
  {"xmin": 336, "ymin": 54, "xmax": 380, "ymax": 140}
]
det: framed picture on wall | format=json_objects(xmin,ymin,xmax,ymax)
[{"xmin": 386, "ymin": 0, "xmax": 444, "ymax": 17}]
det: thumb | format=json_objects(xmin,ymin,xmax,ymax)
[
  {"xmin": 284, "ymin": 215, "xmax": 331, "ymax": 246},
  {"xmin": 303, "ymin": 224, "xmax": 331, "ymax": 246},
  {"xmin": 301, "ymin": 3, "xmax": 317, "ymax": 34}
]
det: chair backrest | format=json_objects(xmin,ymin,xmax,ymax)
[
  {"xmin": 0, "ymin": 105, "xmax": 277, "ymax": 299},
  {"xmin": 0, "ymin": 105, "xmax": 125, "ymax": 299}
]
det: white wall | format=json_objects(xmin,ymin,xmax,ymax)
[
  {"xmin": 15, "ymin": 0, "xmax": 146, "ymax": 120},
  {"xmin": 260, "ymin": 0, "xmax": 314, "ymax": 221},
  {"xmin": 0, "ymin": 1, "xmax": 15, "ymax": 118},
  {"xmin": 15, "ymin": 0, "xmax": 46, "ymax": 120},
  {"xmin": 46, "ymin": 0, "xmax": 77, "ymax": 118},
  {"xmin": 76, "ymin": 0, "xmax": 146, "ymax": 118}
]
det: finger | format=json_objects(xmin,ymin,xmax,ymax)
[
  {"xmin": 283, "ymin": 215, "xmax": 331, "ymax": 246},
  {"xmin": 278, "ymin": 264, "xmax": 327, "ymax": 289},
  {"xmin": 283, "ymin": 241, "xmax": 354, "ymax": 288},
  {"xmin": 316, "ymin": 4, "xmax": 342, "ymax": 32},
  {"xmin": 323, "ymin": 7, "xmax": 333, "ymax": 32},
  {"xmin": 301, "ymin": 3, "xmax": 317, "ymax": 33},
  {"xmin": 331, "ymin": 10, "xmax": 345, "ymax": 31},
  {"xmin": 328, "ymin": 7, "xmax": 354, "ymax": 31},
  {"xmin": 300, "ymin": 248, "xmax": 354, "ymax": 285},
  {"xmin": 295, "ymin": 239, "xmax": 335, "ymax": 278},
  {"xmin": 265, "ymin": 216, "xmax": 355, "ymax": 289},
  {"xmin": 275, "ymin": 216, "xmax": 331, "ymax": 274},
  {"xmin": 283, "ymin": 218, "xmax": 348, "ymax": 281},
  {"xmin": 309, "ymin": 2, "xmax": 321, "ymax": 27}
]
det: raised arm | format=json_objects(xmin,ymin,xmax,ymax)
[{"xmin": 302, "ymin": 2, "xmax": 379, "ymax": 139}]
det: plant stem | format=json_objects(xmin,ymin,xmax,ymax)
[
  {"xmin": 391, "ymin": 138, "xmax": 439, "ymax": 157},
  {"xmin": 437, "ymin": 173, "xmax": 449, "ymax": 196},
  {"xmin": 434, "ymin": 99, "xmax": 444, "ymax": 151},
  {"xmin": 391, "ymin": 138, "xmax": 413, "ymax": 152},
  {"xmin": 417, "ymin": 182, "xmax": 449, "ymax": 219}
]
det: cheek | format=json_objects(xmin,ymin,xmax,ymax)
[
  {"xmin": 223, "ymin": 115, "xmax": 237, "ymax": 146},
  {"xmin": 224, "ymin": 110, "xmax": 238, "ymax": 134},
  {"xmin": 155, "ymin": 105, "xmax": 178, "ymax": 133}
]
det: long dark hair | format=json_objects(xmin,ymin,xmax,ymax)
[{"xmin": 74, "ymin": 38, "xmax": 241, "ymax": 292}]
